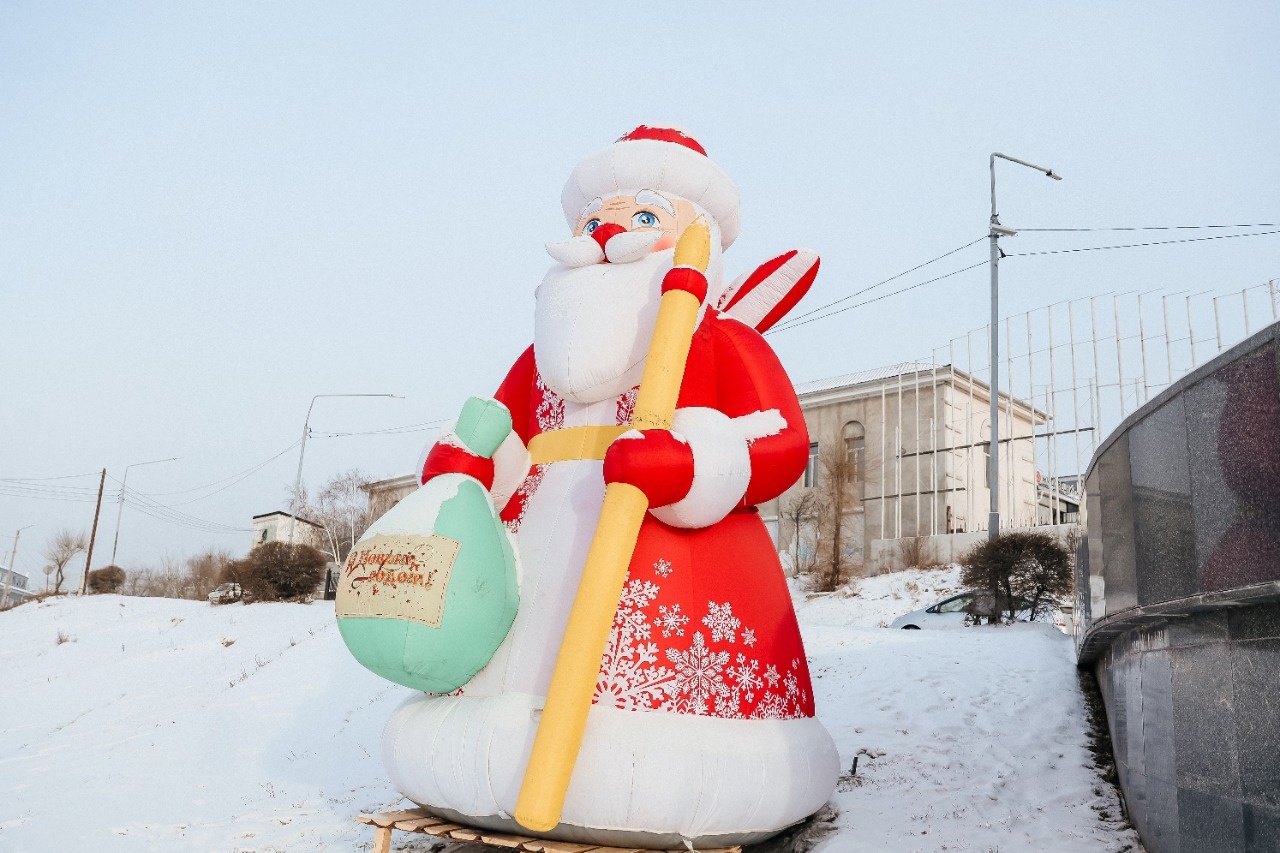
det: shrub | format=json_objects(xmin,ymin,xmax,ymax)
[
  {"xmin": 960, "ymin": 531, "xmax": 1073, "ymax": 624},
  {"xmin": 896, "ymin": 536, "xmax": 943, "ymax": 571},
  {"xmin": 217, "ymin": 558, "xmax": 252, "ymax": 588},
  {"xmin": 236, "ymin": 542, "xmax": 326, "ymax": 603},
  {"xmin": 87, "ymin": 565, "xmax": 126, "ymax": 594}
]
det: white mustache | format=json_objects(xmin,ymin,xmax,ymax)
[
  {"xmin": 603, "ymin": 230, "xmax": 664, "ymax": 263},
  {"xmin": 544, "ymin": 235, "xmax": 604, "ymax": 267},
  {"xmin": 544, "ymin": 230, "xmax": 666, "ymax": 267}
]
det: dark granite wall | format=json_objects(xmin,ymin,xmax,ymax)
[
  {"xmin": 1084, "ymin": 335, "xmax": 1280, "ymax": 618},
  {"xmin": 1099, "ymin": 610, "xmax": 1280, "ymax": 852},
  {"xmin": 1078, "ymin": 325, "xmax": 1280, "ymax": 853}
]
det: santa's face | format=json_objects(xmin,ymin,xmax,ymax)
[
  {"xmin": 534, "ymin": 191, "xmax": 720, "ymax": 405},
  {"xmin": 574, "ymin": 191, "xmax": 698, "ymax": 254}
]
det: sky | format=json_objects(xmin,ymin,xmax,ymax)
[{"xmin": 3, "ymin": 2, "xmax": 1278, "ymax": 577}]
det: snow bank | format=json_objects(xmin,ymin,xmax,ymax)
[
  {"xmin": 0, "ymin": 595, "xmax": 405, "ymax": 852},
  {"xmin": 790, "ymin": 565, "xmax": 965, "ymax": 629},
  {"xmin": 0, "ymin": 583, "xmax": 1138, "ymax": 852}
]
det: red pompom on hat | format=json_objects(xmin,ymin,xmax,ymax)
[{"xmin": 562, "ymin": 126, "xmax": 741, "ymax": 248}]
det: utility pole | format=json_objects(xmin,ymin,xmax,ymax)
[
  {"xmin": 110, "ymin": 456, "xmax": 179, "ymax": 565},
  {"xmin": 987, "ymin": 152, "xmax": 1061, "ymax": 539},
  {"xmin": 1, "ymin": 524, "xmax": 34, "ymax": 609},
  {"xmin": 288, "ymin": 393, "xmax": 401, "ymax": 544},
  {"xmin": 80, "ymin": 469, "xmax": 107, "ymax": 595}
]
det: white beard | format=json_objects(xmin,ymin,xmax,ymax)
[{"xmin": 534, "ymin": 250, "xmax": 670, "ymax": 404}]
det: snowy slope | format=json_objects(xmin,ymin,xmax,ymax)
[
  {"xmin": 790, "ymin": 565, "xmax": 965, "ymax": 629},
  {"xmin": 0, "ymin": 576, "xmax": 1139, "ymax": 852},
  {"xmin": 0, "ymin": 596, "xmax": 406, "ymax": 852}
]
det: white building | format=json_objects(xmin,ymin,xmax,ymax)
[
  {"xmin": 760, "ymin": 362, "xmax": 1053, "ymax": 573},
  {"xmin": 360, "ymin": 474, "xmax": 418, "ymax": 524},
  {"xmin": 0, "ymin": 566, "xmax": 36, "ymax": 607},
  {"xmin": 250, "ymin": 511, "xmax": 323, "ymax": 549}
]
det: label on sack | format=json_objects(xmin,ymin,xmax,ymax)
[{"xmin": 336, "ymin": 533, "xmax": 462, "ymax": 628}]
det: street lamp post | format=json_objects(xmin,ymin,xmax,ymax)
[
  {"xmin": 988, "ymin": 152, "xmax": 1061, "ymax": 539},
  {"xmin": 2, "ymin": 524, "xmax": 35, "ymax": 609},
  {"xmin": 288, "ymin": 393, "xmax": 402, "ymax": 545},
  {"xmin": 111, "ymin": 457, "xmax": 180, "ymax": 566}
]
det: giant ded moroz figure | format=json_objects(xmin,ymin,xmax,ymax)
[{"xmin": 342, "ymin": 126, "xmax": 840, "ymax": 848}]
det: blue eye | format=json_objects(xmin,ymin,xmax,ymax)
[
  {"xmin": 632, "ymin": 211, "xmax": 659, "ymax": 228},
  {"xmin": 583, "ymin": 219, "xmax": 600, "ymax": 235}
]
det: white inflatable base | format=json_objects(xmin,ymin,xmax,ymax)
[{"xmin": 383, "ymin": 692, "xmax": 840, "ymax": 846}]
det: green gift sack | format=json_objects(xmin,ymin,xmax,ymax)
[{"xmin": 335, "ymin": 397, "xmax": 519, "ymax": 693}]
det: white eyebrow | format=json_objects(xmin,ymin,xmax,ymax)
[
  {"xmin": 635, "ymin": 189, "xmax": 675, "ymax": 216},
  {"xmin": 578, "ymin": 197, "xmax": 603, "ymax": 223}
]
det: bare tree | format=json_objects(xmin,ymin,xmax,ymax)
[
  {"xmin": 185, "ymin": 549, "xmax": 233, "ymax": 598},
  {"xmin": 290, "ymin": 469, "xmax": 374, "ymax": 564},
  {"xmin": 120, "ymin": 550, "xmax": 235, "ymax": 600},
  {"xmin": 896, "ymin": 536, "xmax": 940, "ymax": 571},
  {"xmin": 811, "ymin": 444, "xmax": 863, "ymax": 591},
  {"xmin": 44, "ymin": 529, "xmax": 88, "ymax": 594},
  {"xmin": 780, "ymin": 490, "xmax": 824, "ymax": 575}
]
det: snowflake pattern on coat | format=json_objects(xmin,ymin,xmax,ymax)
[
  {"xmin": 534, "ymin": 374, "xmax": 566, "ymax": 433},
  {"xmin": 591, "ymin": 556, "xmax": 809, "ymax": 720},
  {"xmin": 615, "ymin": 386, "xmax": 638, "ymax": 425},
  {"xmin": 502, "ymin": 463, "xmax": 546, "ymax": 534}
]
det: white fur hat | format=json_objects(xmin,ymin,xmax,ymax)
[{"xmin": 561, "ymin": 126, "xmax": 741, "ymax": 249}]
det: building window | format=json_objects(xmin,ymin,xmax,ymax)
[
  {"xmin": 984, "ymin": 442, "xmax": 992, "ymax": 489},
  {"xmin": 843, "ymin": 421, "xmax": 866, "ymax": 499},
  {"xmin": 803, "ymin": 442, "xmax": 820, "ymax": 487}
]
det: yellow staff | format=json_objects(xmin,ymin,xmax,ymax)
[{"xmin": 514, "ymin": 220, "xmax": 712, "ymax": 832}]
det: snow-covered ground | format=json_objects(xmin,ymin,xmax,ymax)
[
  {"xmin": 789, "ymin": 565, "xmax": 967, "ymax": 629},
  {"xmin": 0, "ymin": 570, "xmax": 1140, "ymax": 852}
]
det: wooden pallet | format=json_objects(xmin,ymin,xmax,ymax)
[{"xmin": 355, "ymin": 808, "xmax": 742, "ymax": 853}]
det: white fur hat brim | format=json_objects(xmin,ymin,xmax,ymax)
[{"xmin": 562, "ymin": 136, "xmax": 741, "ymax": 249}]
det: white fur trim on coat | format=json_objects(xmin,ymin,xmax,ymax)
[
  {"xmin": 650, "ymin": 407, "xmax": 751, "ymax": 529},
  {"xmin": 562, "ymin": 138, "xmax": 741, "ymax": 249}
]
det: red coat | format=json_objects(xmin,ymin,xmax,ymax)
[{"xmin": 491, "ymin": 311, "xmax": 817, "ymax": 720}]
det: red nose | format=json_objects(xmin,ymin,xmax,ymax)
[{"xmin": 590, "ymin": 222, "xmax": 626, "ymax": 259}]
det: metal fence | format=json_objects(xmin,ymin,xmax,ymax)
[{"xmin": 927, "ymin": 278, "xmax": 1278, "ymax": 532}]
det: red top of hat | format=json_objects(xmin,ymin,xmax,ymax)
[{"xmin": 617, "ymin": 125, "xmax": 707, "ymax": 156}]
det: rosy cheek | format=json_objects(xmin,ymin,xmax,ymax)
[{"xmin": 650, "ymin": 233, "xmax": 676, "ymax": 253}]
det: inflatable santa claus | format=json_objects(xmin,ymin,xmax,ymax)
[{"xmin": 356, "ymin": 126, "xmax": 839, "ymax": 848}]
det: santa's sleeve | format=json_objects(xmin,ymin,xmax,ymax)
[
  {"xmin": 649, "ymin": 316, "xmax": 808, "ymax": 529},
  {"xmin": 417, "ymin": 346, "xmax": 535, "ymax": 512}
]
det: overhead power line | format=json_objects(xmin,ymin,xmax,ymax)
[
  {"xmin": 0, "ymin": 481, "xmax": 108, "ymax": 502},
  {"xmin": 1019, "ymin": 222, "xmax": 1278, "ymax": 233},
  {"xmin": 136, "ymin": 441, "xmax": 301, "ymax": 502},
  {"xmin": 123, "ymin": 501, "xmax": 250, "ymax": 535},
  {"xmin": 0, "ymin": 471, "xmax": 102, "ymax": 482},
  {"xmin": 768, "ymin": 259, "xmax": 991, "ymax": 335},
  {"xmin": 1009, "ymin": 228, "xmax": 1280, "ymax": 257},
  {"xmin": 315, "ymin": 418, "xmax": 448, "ymax": 438},
  {"xmin": 107, "ymin": 475, "xmax": 249, "ymax": 534},
  {"xmin": 759, "ymin": 222, "xmax": 1279, "ymax": 333},
  {"xmin": 773, "ymin": 236, "xmax": 987, "ymax": 329}
]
